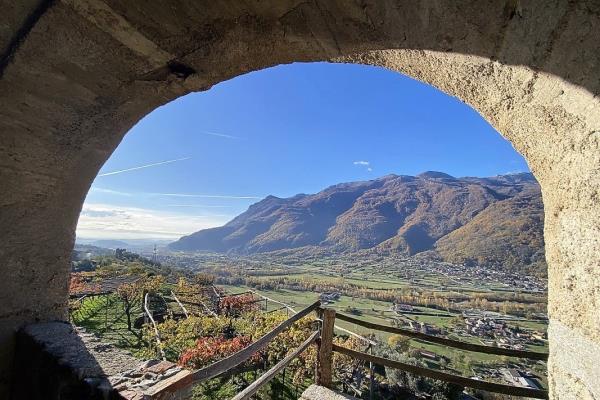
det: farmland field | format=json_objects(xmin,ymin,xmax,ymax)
[{"xmin": 217, "ymin": 280, "xmax": 548, "ymax": 372}]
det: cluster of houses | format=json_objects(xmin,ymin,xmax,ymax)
[
  {"xmin": 425, "ymin": 261, "xmax": 547, "ymax": 292},
  {"xmin": 318, "ymin": 291, "xmax": 341, "ymax": 304},
  {"xmin": 350, "ymin": 255, "xmax": 547, "ymax": 293},
  {"xmin": 392, "ymin": 303, "xmax": 414, "ymax": 312},
  {"xmin": 391, "ymin": 316, "xmax": 444, "ymax": 337},
  {"xmin": 471, "ymin": 366, "xmax": 544, "ymax": 391},
  {"xmin": 501, "ymin": 368, "xmax": 544, "ymax": 390},
  {"xmin": 457, "ymin": 316, "xmax": 547, "ymax": 350}
]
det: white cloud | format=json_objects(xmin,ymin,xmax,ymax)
[
  {"xmin": 353, "ymin": 160, "xmax": 372, "ymax": 172},
  {"xmin": 353, "ymin": 161, "xmax": 370, "ymax": 166},
  {"xmin": 97, "ymin": 157, "xmax": 191, "ymax": 177},
  {"xmin": 76, "ymin": 203, "xmax": 231, "ymax": 239}
]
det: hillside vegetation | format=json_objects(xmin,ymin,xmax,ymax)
[{"xmin": 170, "ymin": 172, "xmax": 545, "ymax": 273}]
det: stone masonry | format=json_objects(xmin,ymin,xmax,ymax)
[{"xmin": 1, "ymin": 1, "xmax": 598, "ymax": 398}]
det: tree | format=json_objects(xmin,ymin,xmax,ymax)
[
  {"xmin": 141, "ymin": 314, "xmax": 229, "ymax": 361},
  {"xmin": 175, "ymin": 276, "xmax": 217, "ymax": 316},
  {"xmin": 388, "ymin": 335, "xmax": 410, "ymax": 353},
  {"xmin": 194, "ymin": 273, "xmax": 215, "ymax": 286},
  {"xmin": 117, "ymin": 275, "xmax": 164, "ymax": 332},
  {"xmin": 375, "ymin": 343, "xmax": 463, "ymax": 399}
]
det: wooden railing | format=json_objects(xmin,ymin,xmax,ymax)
[
  {"xmin": 146, "ymin": 300, "xmax": 321, "ymax": 399},
  {"xmin": 231, "ymin": 331, "xmax": 320, "ymax": 400},
  {"xmin": 318, "ymin": 307, "xmax": 549, "ymax": 399},
  {"xmin": 249, "ymin": 290, "xmax": 376, "ymax": 345},
  {"xmin": 142, "ymin": 302, "xmax": 549, "ymax": 399}
]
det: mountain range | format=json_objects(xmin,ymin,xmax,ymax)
[{"xmin": 169, "ymin": 172, "xmax": 545, "ymax": 273}]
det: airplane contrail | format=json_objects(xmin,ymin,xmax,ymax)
[
  {"xmin": 88, "ymin": 187, "xmax": 261, "ymax": 200},
  {"xmin": 165, "ymin": 204, "xmax": 233, "ymax": 208},
  {"xmin": 97, "ymin": 157, "xmax": 191, "ymax": 177},
  {"xmin": 199, "ymin": 130, "xmax": 239, "ymax": 139},
  {"xmin": 153, "ymin": 193, "xmax": 262, "ymax": 199}
]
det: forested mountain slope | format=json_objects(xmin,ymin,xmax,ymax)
[{"xmin": 170, "ymin": 172, "xmax": 545, "ymax": 272}]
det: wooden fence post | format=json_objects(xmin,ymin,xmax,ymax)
[{"xmin": 317, "ymin": 308, "xmax": 335, "ymax": 388}]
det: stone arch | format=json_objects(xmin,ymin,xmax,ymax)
[{"xmin": 0, "ymin": 1, "xmax": 598, "ymax": 398}]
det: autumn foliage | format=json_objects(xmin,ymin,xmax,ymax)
[
  {"xmin": 179, "ymin": 335, "xmax": 255, "ymax": 368},
  {"xmin": 219, "ymin": 293, "xmax": 259, "ymax": 316},
  {"xmin": 69, "ymin": 273, "xmax": 100, "ymax": 295}
]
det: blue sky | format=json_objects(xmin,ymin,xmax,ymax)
[{"xmin": 77, "ymin": 62, "xmax": 529, "ymax": 240}]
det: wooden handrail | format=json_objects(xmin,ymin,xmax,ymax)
[
  {"xmin": 334, "ymin": 311, "xmax": 548, "ymax": 360},
  {"xmin": 231, "ymin": 331, "xmax": 320, "ymax": 400},
  {"xmin": 332, "ymin": 344, "xmax": 548, "ymax": 399},
  {"xmin": 210, "ymin": 284, "xmax": 223, "ymax": 299},
  {"xmin": 149, "ymin": 300, "xmax": 320, "ymax": 398}
]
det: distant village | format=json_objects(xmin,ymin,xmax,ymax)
[
  {"xmin": 426, "ymin": 262, "xmax": 547, "ymax": 293},
  {"xmin": 388, "ymin": 304, "xmax": 546, "ymax": 347}
]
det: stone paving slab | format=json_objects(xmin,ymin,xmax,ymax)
[
  {"xmin": 19, "ymin": 321, "xmax": 186, "ymax": 399},
  {"xmin": 300, "ymin": 384, "xmax": 359, "ymax": 400}
]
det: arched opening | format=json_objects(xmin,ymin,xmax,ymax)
[
  {"xmin": 80, "ymin": 61, "xmax": 535, "ymax": 245},
  {"xmin": 67, "ymin": 62, "xmax": 549, "ymax": 399},
  {"xmin": 1, "ymin": 2, "xmax": 598, "ymax": 399}
]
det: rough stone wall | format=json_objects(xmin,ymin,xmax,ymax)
[
  {"xmin": 11, "ymin": 322, "xmax": 188, "ymax": 400},
  {"xmin": 0, "ymin": 1, "xmax": 598, "ymax": 398},
  {"xmin": 343, "ymin": 49, "xmax": 600, "ymax": 399},
  {"xmin": 12, "ymin": 323, "xmax": 134, "ymax": 399}
]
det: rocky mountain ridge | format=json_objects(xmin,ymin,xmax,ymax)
[{"xmin": 170, "ymin": 172, "xmax": 545, "ymax": 272}]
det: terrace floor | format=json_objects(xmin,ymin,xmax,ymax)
[
  {"xmin": 300, "ymin": 385, "xmax": 358, "ymax": 400},
  {"xmin": 13, "ymin": 321, "xmax": 358, "ymax": 400},
  {"xmin": 11, "ymin": 322, "xmax": 184, "ymax": 399}
]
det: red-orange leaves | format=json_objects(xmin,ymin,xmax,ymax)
[
  {"xmin": 178, "ymin": 335, "xmax": 257, "ymax": 368},
  {"xmin": 219, "ymin": 293, "xmax": 259, "ymax": 316},
  {"xmin": 69, "ymin": 273, "xmax": 100, "ymax": 295}
]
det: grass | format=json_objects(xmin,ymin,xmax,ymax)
[
  {"xmin": 71, "ymin": 293, "xmax": 146, "ymax": 356},
  {"xmin": 507, "ymin": 319, "xmax": 548, "ymax": 331}
]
